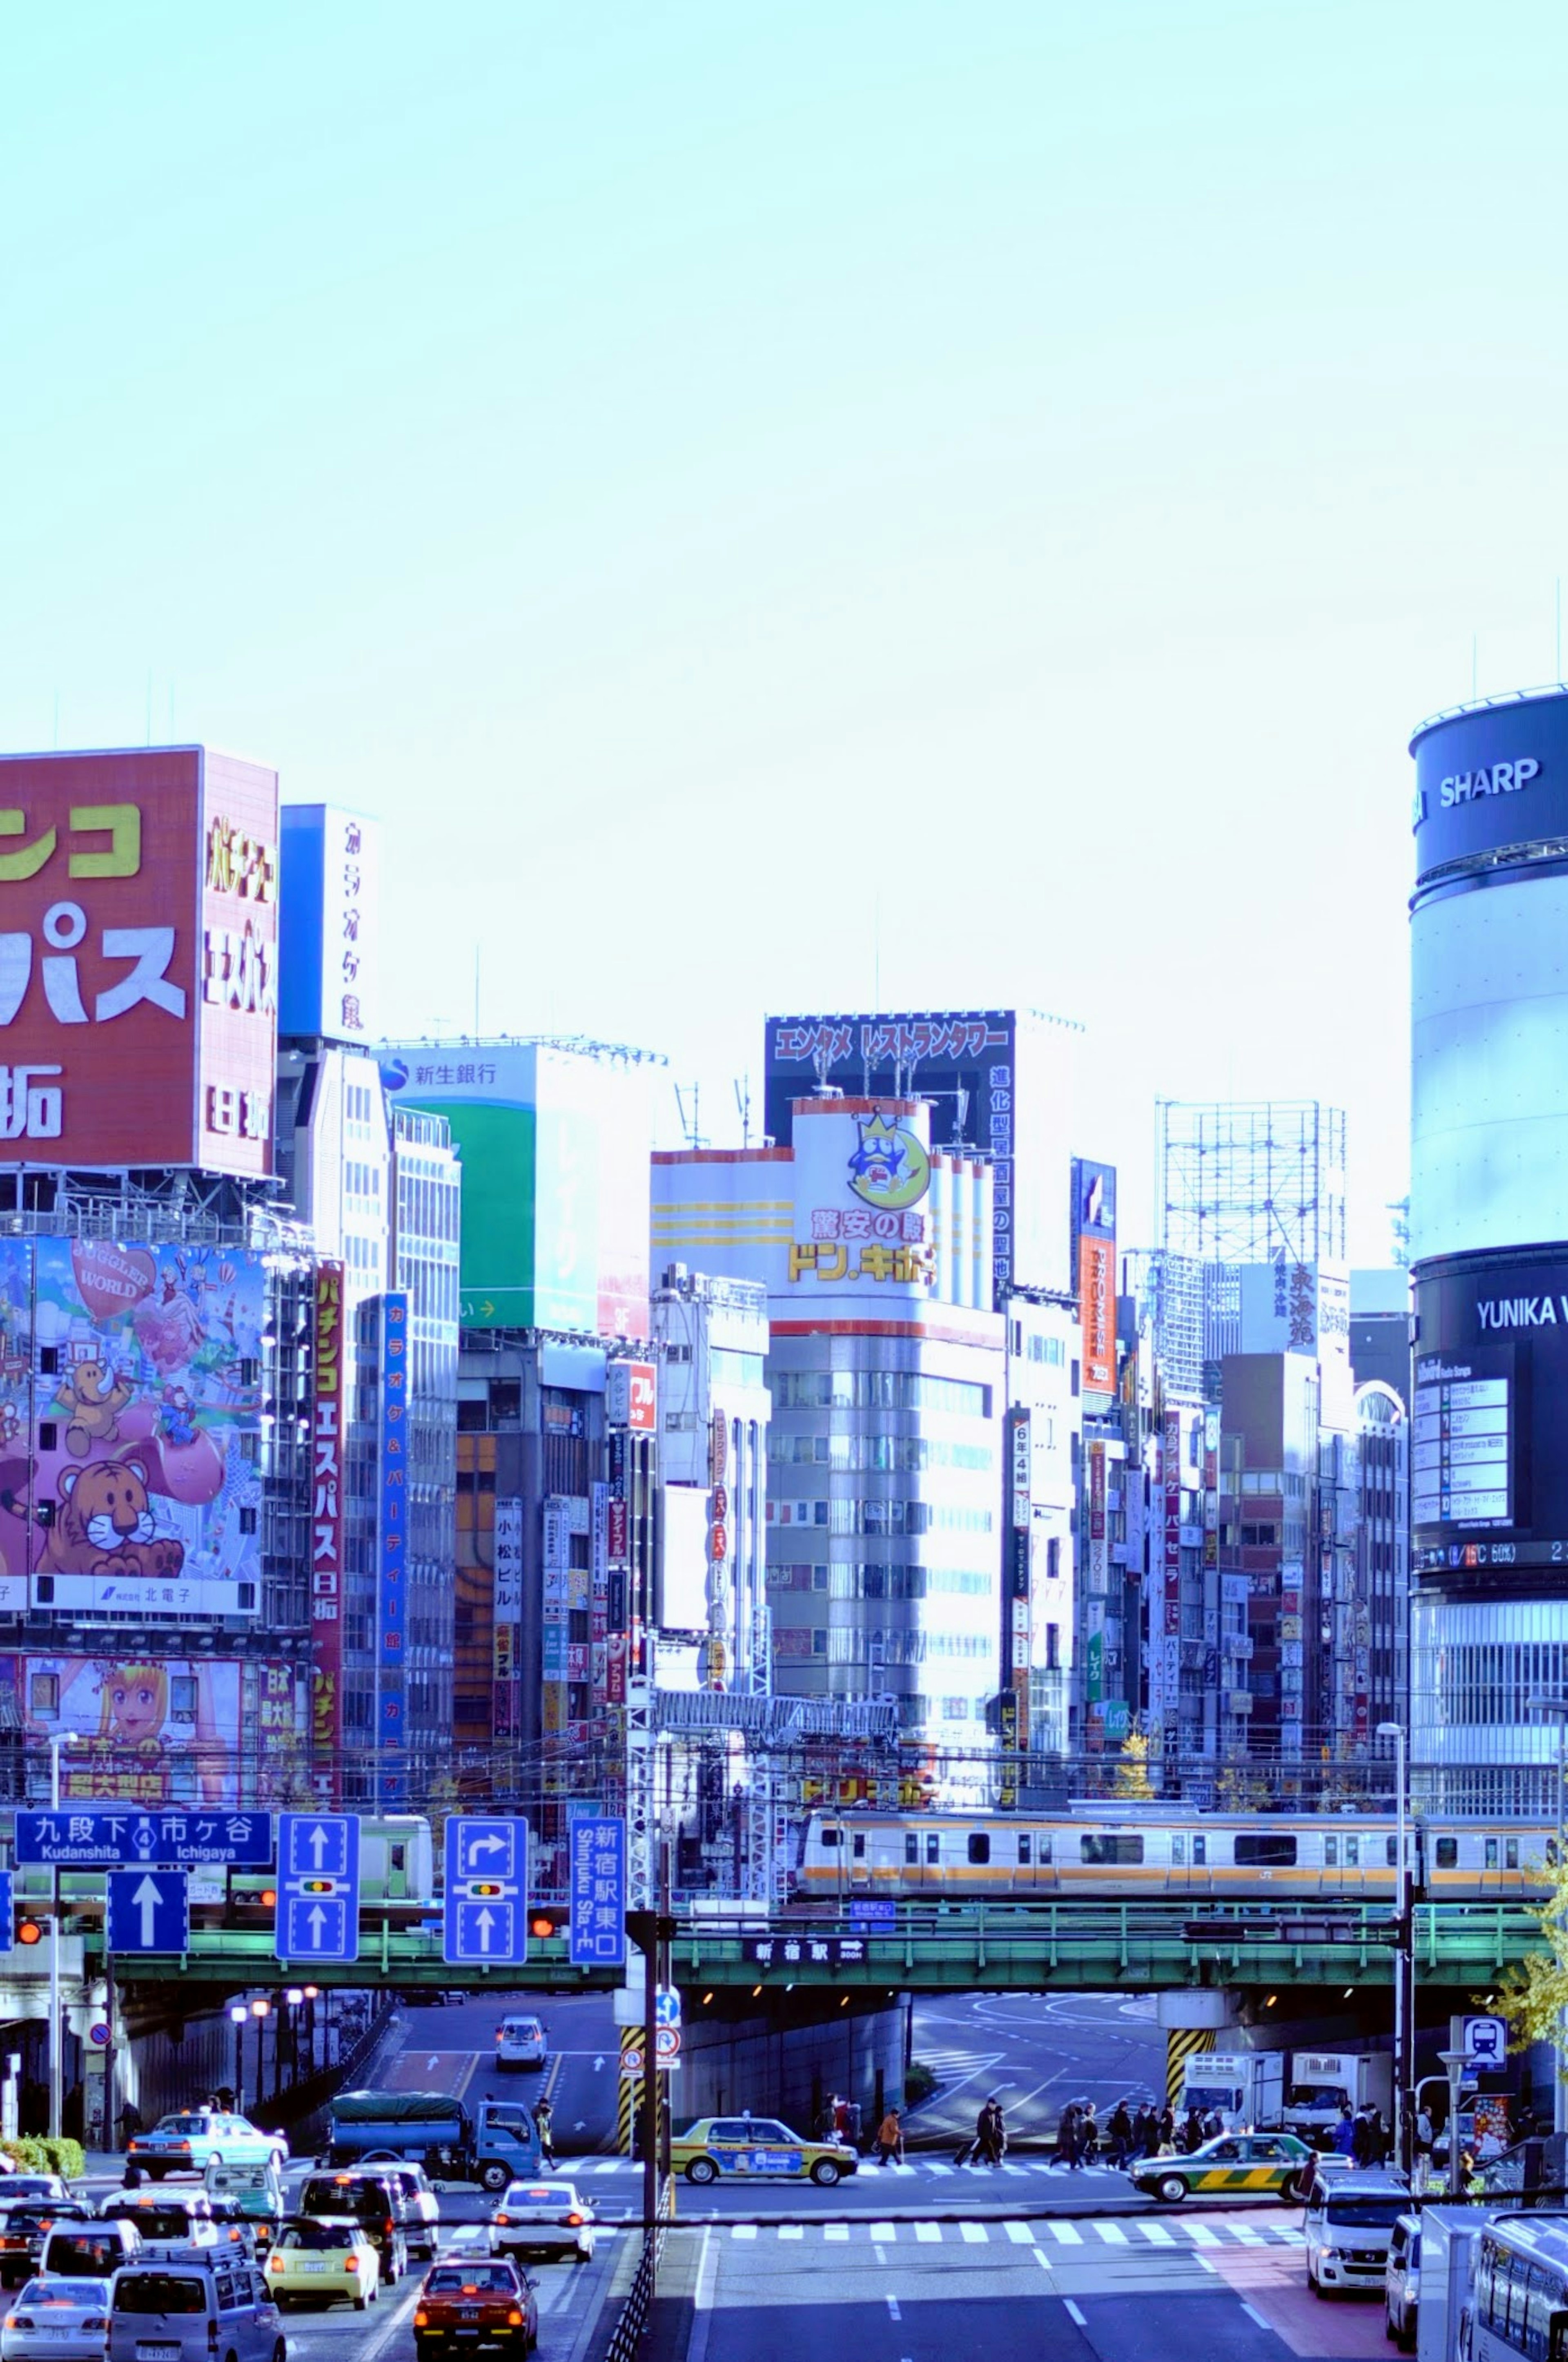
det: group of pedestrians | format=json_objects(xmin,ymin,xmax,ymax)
[
  {"xmin": 1332, "ymin": 2101, "xmax": 1393, "ymax": 2166},
  {"xmin": 953, "ymin": 2094, "xmax": 1009, "ymax": 2168}
]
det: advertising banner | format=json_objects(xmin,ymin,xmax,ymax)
[
  {"xmin": 494, "ymin": 1497, "xmax": 523, "ymax": 1624},
  {"xmin": 378, "ymin": 1293, "xmax": 409, "ymax": 1801},
  {"xmin": 0, "ymin": 1236, "xmax": 265, "ymax": 1618},
  {"xmin": 277, "ymin": 805, "xmax": 379, "ymax": 1043},
  {"xmin": 311, "ymin": 1262, "xmax": 345, "ymax": 1793},
  {"xmin": 1072, "ymin": 1160, "xmax": 1118, "ymax": 1394},
  {"xmin": 6, "ymin": 1652, "xmax": 304, "ymax": 1805},
  {"xmin": 0, "ymin": 749, "xmax": 276, "ymax": 1174},
  {"xmin": 606, "ymin": 1361, "xmax": 657, "ymax": 1431}
]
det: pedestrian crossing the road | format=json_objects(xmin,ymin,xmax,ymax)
[
  {"xmin": 714, "ymin": 2217, "xmax": 1303, "ymax": 2249},
  {"xmin": 572, "ymin": 2157, "xmax": 1168, "ymax": 2181}
]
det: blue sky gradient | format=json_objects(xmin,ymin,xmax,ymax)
[{"xmin": 4, "ymin": 4, "xmax": 1564, "ymax": 1253}]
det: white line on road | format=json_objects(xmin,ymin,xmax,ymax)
[
  {"xmin": 886, "ymin": 2297, "xmax": 901, "ymax": 2321},
  {"xmin": 960, "ymin": 2222, "xmax": 988, "ymax": 2244},
  {"xmin": 1065, "ymin": 2301, "xmax": 1088, "ymax": 2327},
  {"xmin": 1136, "ymin": 2221, "xmax": 1176, "ymax": 2246},
  {"xmin": 1194, "ymin": 2255, "xmax": 1218, "ymax": 2276},
  {"xmin": 1045, "ymin": 2219, "xmax": 1083, "ymax": 2244},
  {"xmin": 1241, "ymin": 2304, "xmax": 1270, "ymax": 2330},
  {"xmin": 1183, "ymin": 2223, "xmax": 1221, "ymax": 2246},
  {"xmin": 731, "ymin": 2225, "xmax": 757, "ymax": 2240},
  {"xmin": 1005, "ymin": 2221, "xmax": 1035, "ymax": 2244},
  {"xmin": 915, "ymin": 2223, "xmax": 941, "ymax": 2243},
  {"xmin": 1092, "ymin": 2220, "xmax": 1128, "ymax": 2243},
  {"xmin": 779, "ymin": 2225, "xmax": 804, "ymax": 2239},
  {"xmin": 688, "ymin": 2228, "xmax": 715, "ymax": 2362},
  {"xmin": 825, "ymin": 2224, "xmax": 849, "ymax": 2242}
]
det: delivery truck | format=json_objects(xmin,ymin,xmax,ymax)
[
  {"xmin": 1283, "ymin": 2052, "xmax": 1394, "ymax": 2143},
  {"xmin": 327, "ymin": 2088, "xmax": 542, "ymax": 2191},
  {"xmin": 1177, "ymin": 2050, "xmax": 1284, "ymax": 2130}
]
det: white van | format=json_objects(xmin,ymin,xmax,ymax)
[
  {"xmin": 1304, "ymin": 2174, "xmax": 1410, "ymax": 2298},
  {"xmin": 495, "ymin": 2015, "xmax": 548, "ymax": 2072},
  {"xmin": 107, "ymin": 2259, "xmax": 284, "ymax": 2362}
]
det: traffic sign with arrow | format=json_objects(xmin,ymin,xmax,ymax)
[
  {"xmin": 107, "ymin": 1869, "xmax": 189, "ymax": 1955},
  {"xmin": 443, "ymin": 1817, "xmax": 529, "ymax": 1968},
  {"xmin": 275, "ymin": 1812, "xmax": 360, "ymax": 1965}
]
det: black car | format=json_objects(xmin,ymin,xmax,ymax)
[
  {"xmin": 297, "ymin": 2173, "xmax": 410, "ymax": 2284},
  {"xmin": 0, "ymin": 2201, "xmax": 90, "ymax": 2288}
]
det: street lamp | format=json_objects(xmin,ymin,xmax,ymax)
[
  {"xmin": 1377, "ymin": 1722, "xmax": 1410, "ymax": 2169},
  {"xmin": 249, "ymin": 1999, "xmax": 270, "ymax": 2115},
  {"xmin": 228, "ymin": 2005, "xmax": 248, "ymax": 2114},
  {"xmin": 45, "ymin": 1732, "xmax": 80, "ymax": 2143},
  {"xmin": 1527, "ymin": 1694, "xmax": 1568, "ymax": 2135}
]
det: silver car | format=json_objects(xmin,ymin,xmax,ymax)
[
  {"xmin": 489, "ymin": 2180, "xmax": 595, "ymax": 2264},
  {"xmin": 0, "ymin": 2278, "xmax": 113, "ymax": 2362},
  {"xmin": 107, "ymin": 2259, "xmax": 284, "ymax": 2362}
]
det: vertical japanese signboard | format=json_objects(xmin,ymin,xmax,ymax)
[
  {"xmin": 278, "ymin": 805, "xmax": 379, "ymax": 1043},
  {"xmin": 1072, "ymin": 1159, "xmax": 1117, "ymax": 1396},
  {"xmin": 378, "ymin": 1292, "xmax": 409, "ymax": 1804},
  {"xmin": 0, "ymin": 748, "xmax": 277, "ymax": 1173},
  {"xmin": 569, "ymin": 1816, "xmax": 626, "ymax": 1966},
  {"xmin": 493, "ymin": 1497, "xmax": 523, "ymax": 1738},
  {"xmin": 312, "ymin": 1262, "xmax": 345, "ymax": 1799}
]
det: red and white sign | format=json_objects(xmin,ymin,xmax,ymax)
[
  {"xmin": 0, "ymin": 748, "xmax": 277, "ymax": 1174},
  {"xmin": 311, "ymin": 1260, "xmax": 345, "ymax": 1798},
  {"xmin": 606, "ymin": 1359, "xmax": 657, "ymax": 1431}
]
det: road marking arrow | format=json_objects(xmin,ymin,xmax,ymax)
[
  {"xmin": 132, "ymin": 1875, "xmax": 163, "ymax": 1948},
  {"xmin": 474, "ymin": 1907, "xmax": 496, "ymax": 1954}
]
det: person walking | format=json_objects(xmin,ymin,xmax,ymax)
[
  {"xmin": 1158, "ymin": 2105, "xmax": 1176, "ymax": 2152},
  {"xmin": 1105, "ymin": 2101, "xmax": 1133, "ymax": 2171},
  {"xmin": 534, "ymin": 2095, "xmax": 557, "ymax": 2169},
  {"xmin": 1333, "ymin": 2103, "xmax": 1357, "ymax": 2158},
  {"xmin": 1078, "ymin": 2102, "xmax": 1098, "ymax": 2166},
  {"xmin": 875, "ymin": 2108, "xmax": 904, "ymax": 2168},
  {"xmin": 1052, "ymin": 2102, "xmax": 1080, "ymax": 2170},
  {"xmin": 117, "ymin": 2099, "xmax": 144, "ymax": 2149},
  {"xmin": 982, "ymin": 2097, "xmax": 1008, "ymax": 2167},
  {"xmin": 1183, "ymin": 2106, "xmax": 1204, "ymax": 2154}
]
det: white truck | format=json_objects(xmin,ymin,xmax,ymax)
[
  {"xmin": 1283, "ymin": 2051, "xmax": 1394, "ymax": 2143},
  {"xmin": 1178, "ymin": 2050, "xmax": 1285, "ymax": 2131}
]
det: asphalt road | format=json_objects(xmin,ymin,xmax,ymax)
[
  {"xmin": 392, "ymin": 1990, "xmax": 623, "ymax": 2155},
  {"xmin": 906, "ymin": 1990, "xmax": 1167, "ymax": 2148}
]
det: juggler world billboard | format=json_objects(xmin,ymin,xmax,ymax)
[{"xmin": 0, "ymin": 748, "xmax": 278, "ymax": 1174}]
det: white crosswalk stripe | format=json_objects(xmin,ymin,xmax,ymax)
[
  {"xmin": 1005, "ymin": 2221, "xmax": 1036, "ymax": 2244},
  {"xmin": 778, "ymin": 2224, "xmax": 804, "ymax": 2239},
  {"xmin": 536, "ymin": 2212, "xmax": 1303, "ymax": 2248},
  {"xmin": 1045, "ymin": 2219, "xmax": 1084, "ymax": 2244},
  {"xmin": 1092, "ymin": 2220, "xmax": 1129, "ymax": 2244},
  {"xmin": 824, "ymin": 2224, "xmax": 849, "ymax": 2242},
  {"xmin": 960, "ymin": 2222, "xmax": 989, "ymax": 2244},
  {"xmin": 1136, "ymin": 2221, "xmax": 1176, "ymax": 2245},
  {"xmin": 915, "ymin": 2222, "xmax": 942, "ymax": 2243}
]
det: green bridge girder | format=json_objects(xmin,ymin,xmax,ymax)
[{"xmin": 91, "ymin": 1900, "xmax": 1544, "ymax": 1996}]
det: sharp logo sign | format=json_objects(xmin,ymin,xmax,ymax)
[{"xmin": 1439, "ymin": 756, "xmax": 1539, "ymax": 806}]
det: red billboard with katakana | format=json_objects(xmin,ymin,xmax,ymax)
[{"xmin": 0, "ymin": 748, "xmax": 278, "ymax": 1173}]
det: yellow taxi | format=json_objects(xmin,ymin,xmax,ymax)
[
  {"xmin": 1128, "ymin": 2130, "xmax": 1316, "ymax": 2205},
  {"xmin": 264, "ymin": 2219, "xmax": 381, "ymax": 2310},
  {"xmin": 670, "ymin": 2116, "xmax": 859, "ymax": 2188}
]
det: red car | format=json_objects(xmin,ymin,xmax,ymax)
[{"xmin": 414, "ymin": 2259, "xmax": 539, "ymax": 2358}]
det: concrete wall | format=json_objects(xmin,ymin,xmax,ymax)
[{"xmin": 673, "ymin": 1996, "xmax": 909, "ymax": 2141}]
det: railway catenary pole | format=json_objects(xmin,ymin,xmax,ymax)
[{"xmin": 1378, "ymin": 1721, "xmax": 1411, "ymax": 2170}]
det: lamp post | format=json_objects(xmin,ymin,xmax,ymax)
[
  {"xmin": 46, "ymin": 1732, "xmax": 79, "ymax": 2142},
  {"xmin": 228, "ymin": 2005, "xmax": 248, "ymax": 2115},
  {"xmin": 1377, "ymin": 1721, "xmax": 1410, "ymax": 2169},
  {"xmin": 284, "ymin": 1989, "xmax": 303, "ymax": 2088},
  {"xmin": 249, "ymin": 1999, "xmax": 270, "ymax": 2116},
  {"xmin": 1527, "ymin": 1693, "xmax": 1568, "ymax": 2135},
  {"xmin": 302, "ymin": 1987, "xmax": 319, "ymax": 2079}
]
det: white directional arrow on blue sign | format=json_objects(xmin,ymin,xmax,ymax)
[
  {"xmin": 107, "ymin": 1869, "xmax": 189, "ymax": 1955},
  {"xmin": 443, "ymin": 1817, "xmax": 529, "ymax": 1967},
  {"xmin": 275, "ymin": 1812, "xmax": 360, "ymax": 1965}
]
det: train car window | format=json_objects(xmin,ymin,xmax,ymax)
[
  {"xmin": 1233, "ymin": 1834, "xmax": 1297, "ymax": 1867},
  {"xmin": 925, "ymin": 1835, "xmax": 940, "ymax": 1866},
  {"xmin": 1435, "ymin": 1838, "xmax": 1458, "ymax": 1869},
  {"xmin": 1039, "ymin": 1836, "xmax": 1052, "ymax": 1863},
  {"xmin": 1386, "ymin": 1838, "xmax": 1398, "ymax": 1868},
  {"xmin": 968, "ymin": 1834, "xmax": 991, "ymax": 1865},
  {"xmin": 1193, "ymin": 1836, "xmax": 1207, "ymax": 1865},
  {"xmin": 820, "ymin": 1826, "xmax": 841, "ymax": 1849},
  {"xmin": 1486, "ymin": 1839, "xmax": 1500, "ymax": 1869},
  {"xmin": 1080, "ymin": 1834, "xmax": 1144, "ymax": 1865},
  {"xmin": 1172, "ymin": 1836, "xmax": 1185, "ymax": 1866},
  {"xmin": 1325, "ymin": 1836, "xmax": 1336, "ymax": 1867},
  {"xmin": 1017, "ymin": 1835, "xmax": 1031, "ymax": 1866},
  {"xmin": 1344, "ymin": 1837, "xmax": 1359, "ymax": 1867},
  {"xmin": 853, "ymin": 1833, "xmax": 866, "ymax": 1859},
  {"xmin": 1507, "ymin": 1838, "xmax": 1520, "ymax": 1871},
  {"xmin": 1237, "ymin": 1823, "xmax": 1294, "ymax": 1861},
  {"xmin": 905, "ymin": 1835, "xmax": 918, "ymax": 1866}
]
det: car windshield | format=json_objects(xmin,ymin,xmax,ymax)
[
  {"xmin": 107, "ymin": 2210, "xmax": 198, "ymax": 2241},
  {"xmin": 1286, "ymin": 2083, "xmax": 1348, "ymax": 2108},
  {"xmin": 4, "ymin": 2212, "xmax": 61, "ymax": 2234},
  {"xmin": 301, "ymin": 2182, "xmax": 384, "ymax": 2215},
  {"xmin": 18, "ymin": 2280, "xmax": 109, "ymax": 2306},
  {"xmin": 114, "ymin": 2275, "xmax": 207, "ymax": 2315},
  {"xmin": 281, "ymin": 2224, "xmax": 355, "ymax": 2250},
  {"xmin": 1325, "ymin": 2199, "xmax": 1407, "ymax": 2229},
  {"xmin": 154, "ymin": 2117, "xmax": 210, "ymax": 2137},
  {"xmin": 426, "ymin": 2268, "xmax": 517, "ymax": 2294},
  {"xmin": 4, "ymin": 2183, "xmax": 58, "ymax": 2199},
  {"xmin": 47, "ymin": 2236, "xmax": 131, "ymax": 2271}
]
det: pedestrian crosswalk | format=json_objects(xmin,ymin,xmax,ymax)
[
  {"xmin": 713, "ymin": 2215, "xmax": 1303, "ymax": 2248},
  {"xmin": 575, "ymin": 2157, "xmax": 1152, "ymax": 2180}
]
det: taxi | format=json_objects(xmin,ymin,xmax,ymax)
[
  {"xmin": 264, "ymin": 2218, "xmax": 381, "ymax": 2310},
  {"xmin": 671, "ymin": 2117, "xmax": 858, "ymax": 2188},
  {"xmin": 127, "ymin": 2110, "xmax": 288, "ymax": 2181},
  {"xmin": 1127, "ymin": 2130, "xmax": 1315, "ymax": 2204}
]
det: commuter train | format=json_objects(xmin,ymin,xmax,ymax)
[{"xmin": 794, "ymin": 1809, "xmax": 1555, "ymax": 1901}]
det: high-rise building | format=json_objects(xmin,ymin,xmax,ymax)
[
  {"xmin": 652, "ymin": 1266, "xmax": 770, "ymax": 1696},
  {"xmin": 1406, "ymin": 687, "xmax": 1568, "ymax": 1811}
]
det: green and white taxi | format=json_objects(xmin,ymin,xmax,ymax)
[
  {"xmin": 671, "ymin": 2117, "xmax": 859, "ymax": 2188},
  {"xmin": 126, "ymin": 2110, "xmax": 289, "ymax": 2181},
  {"xmin": 1127, "ymin": 2130, "xmax": 1315, "ymax": 2204}
]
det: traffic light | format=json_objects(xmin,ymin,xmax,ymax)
[
  {"xmin": 468, "ymin": 1882, "xmax": 505, "ymax": 1900},
  {"xmin": 529, "ymin": 1907, "xmax": 567, "ymax": 1940},
  {"xmin": 14, "ymin": 1911, "xmax": 42, "ymax": 1947}
]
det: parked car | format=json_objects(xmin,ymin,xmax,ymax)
[
  {"xmin": 1385, "ymin": 2212, "xmax": 1420, "ymax": 2350},
  {"xmin": 127, "ymin": 2111, "xmax": 288, "ymax": 2180},
  {"xmin": 415, "ymin": 2259, "xmax": 537, "ymax": 2357},
  {"xmin": 264, "ymin": 2219, "xmax": 380, "ymax": 2311},
  {"xmin": 494, "ymin": 2017, "xmax": 548, "ymax": 2073},
  {"xmin": 0, "ymin": 2276, "xmax": 113, "ymax": 2362},
  {"xmin": 106, "ymin": 2258, "xmax": 284, "ymax": 2362},
  {"xmin": 488, "ymin": 2182, "xmax": 595, "ymax": 2265}
]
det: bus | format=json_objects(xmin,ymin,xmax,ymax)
[{"xmin": 1467, "ymin": 2214, "xmax": 1568, "ymax": 2362}]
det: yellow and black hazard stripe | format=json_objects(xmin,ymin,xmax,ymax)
[
  {"xmin": 618, "ymin": 2027, "xmax": 641, "ymax": 2154},
  {"xmin": 1190, "ymin": 2165, "xmax": 1292, "ymax": 2193},
  {"xmin": 1165, "ymin": 2025, "xmax": 1215, "ymax": 2109}
]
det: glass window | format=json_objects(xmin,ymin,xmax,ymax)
[
  {"xmin": 1172, "ymin": 1836, "xmax": 1185, "ymax": 1866},
  {"xmin": 1436, "ymin": 1838, "xmax": 1457, "ymax": 1869},
  {"xmin": 967, "ymin": 1833, "xmax": 990, "ymax": 1865},
  {"xmin": 1344, "ymin": 1838, "xmax": 1359, "ymax": 1868},
  {"xmin": 1193, "ymin": 1836, "xmax": 1207, "ymax": 1866},
  {"xmin": 114, "ymin": 2278, "xmax": 208, "ymax": 2316},
  {"xmin": 904, "ymin": 1835, "xmax": 918, "ymax": 1867},
  {"xmin": 1017, "ymin": 1834, "xmax": 1031, "ymax": 1866},
  {"xmin": 1080, "ymin": 1834, "xmax": 1144, "ymax": 1865},
  {"xmin": 1486, "ymin": 1839, "xmax": 1500, "ymax": 1869},
  {"xmin": 924, "ymin": 1835, "xmax": 939, "ymax": 1866},
  {"xmin": 1234, "ymin": 1833, "xmax": 1297, "ymax": 1867},
  {"xmin": 852, "ymin": 1833, "xmax": 866, "ymax": 1860},
  {"xmin": 1507, "ymin": 1839, "xmax": 1521, "ymax": 1871}
]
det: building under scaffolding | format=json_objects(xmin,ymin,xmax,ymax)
[{"xmin": 1159, "ymin": 1100, "xmax": 1346, "ymax": 1268}]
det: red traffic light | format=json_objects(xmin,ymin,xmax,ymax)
[
  {"xmin": 15, "ymin": 1915, "xmax": 42, "ymax": 1947},
  {"xmin": 530, "ymin": 1913, "xmax": 559, "ymax": 1940}
]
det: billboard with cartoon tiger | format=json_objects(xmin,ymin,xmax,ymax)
[{"xmin": 0, "ymin": 1236, "xmax": 265, "ymax": 1618}]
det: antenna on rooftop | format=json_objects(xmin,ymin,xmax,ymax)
[{"xmin": 734, "ymin": 1076, "xmax": 751, "ymax": 1149}]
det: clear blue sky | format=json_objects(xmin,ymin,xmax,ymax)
[{"xmin": 4, "ymin": 3, "xmax": 1563, "ymax": 1258}]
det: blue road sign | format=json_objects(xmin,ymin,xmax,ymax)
[
  {"xmin": 0, "ymin": 1870, "xmax": 12, "ymax": 1941},
  {"xmin": 107, "ymin": 1870, "xmax": 189, "ymax": 1956},
  {"xmin": 275, "ymin": 1812, "xmax": 360, "ymax": 1965},
  {"xmin": 15, "ymin": 1809, "xmax": 272, "ymax": 1868},
  {"xmin": 569, "ymin": 1818, "xmax": 625, "ymax": 1967},
  {"xmin": 443, "ymin": 1816, "xmax": 529, "ymax": 1967}
]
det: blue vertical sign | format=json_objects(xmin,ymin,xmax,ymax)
[
  {"xmin": 379, "ymin": 1291, "xmax": 410, "ymax": 1807},
  {"xmin": 569, "ymin": 1817, "xmax": 626, "ymax": 1967}
]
